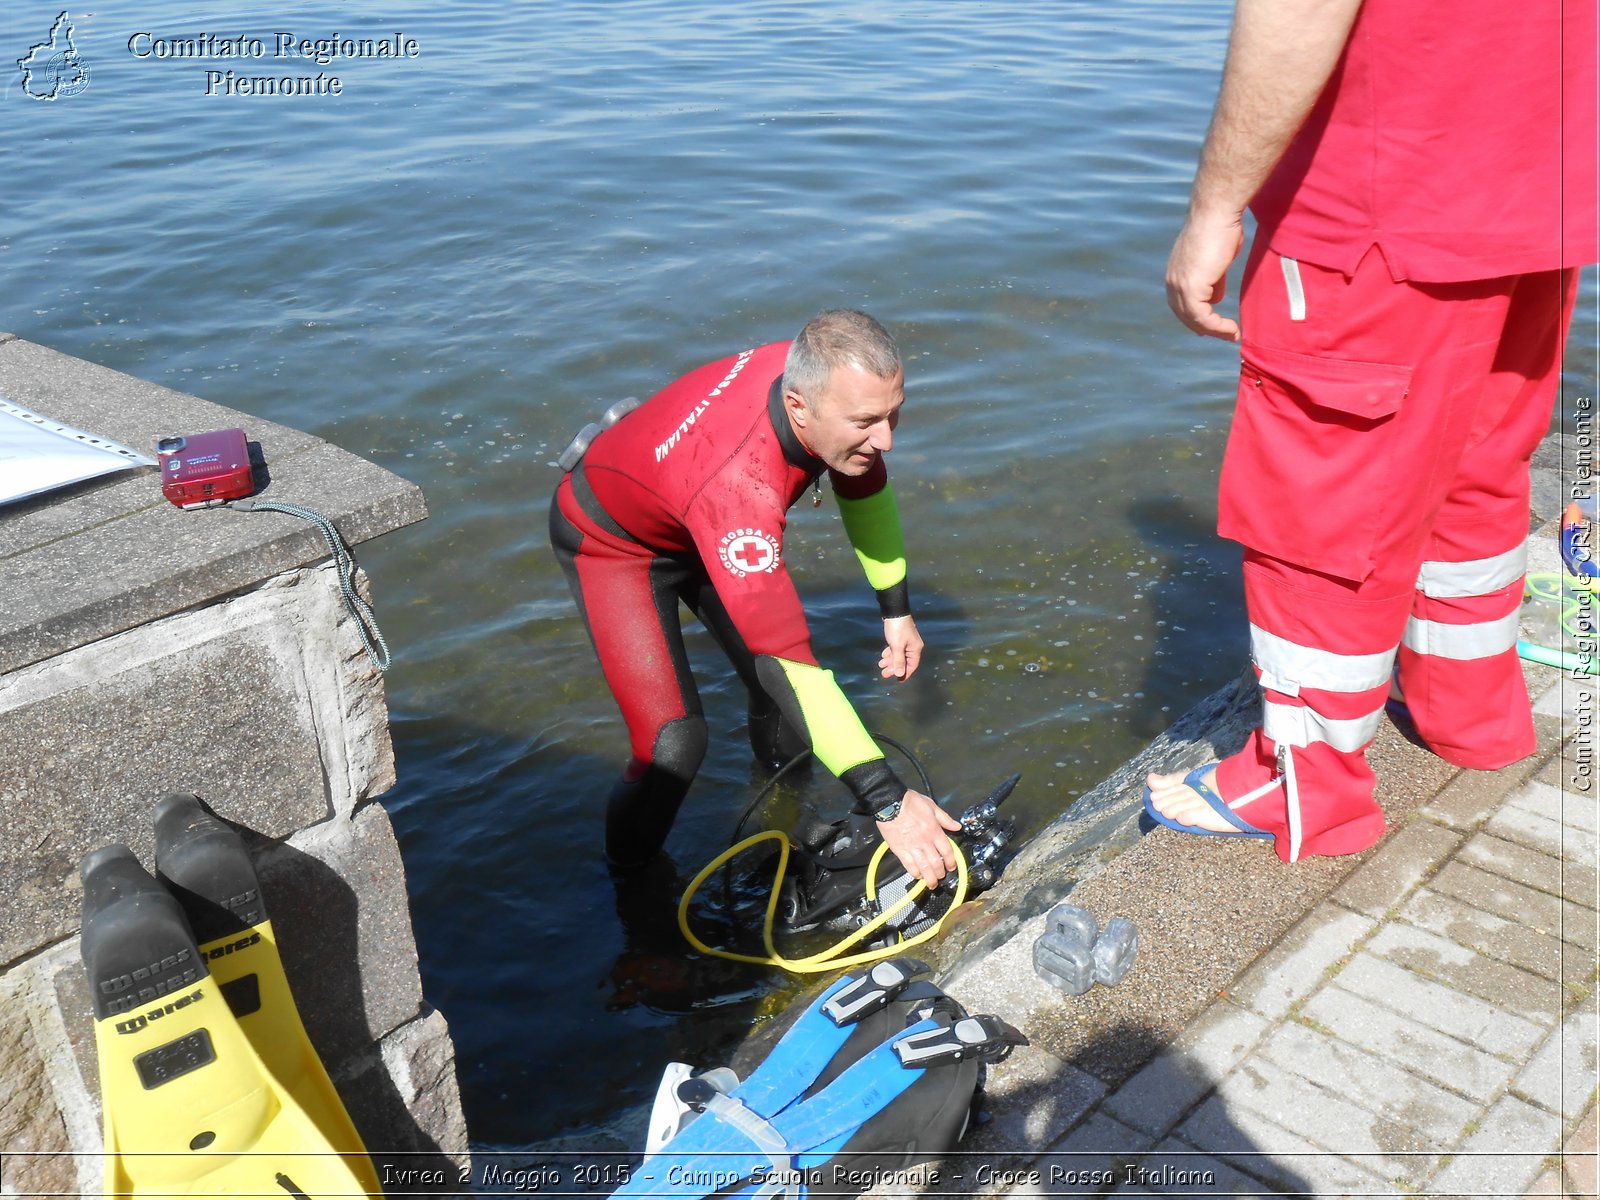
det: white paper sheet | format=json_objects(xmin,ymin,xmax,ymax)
[{"xmin": 0, "ymin": 396, "xmax": 154, "ymax": 507}]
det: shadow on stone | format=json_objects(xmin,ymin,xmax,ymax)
[
  {"xmin": 909, "ymin": 1024, "xmax": 1316, "ymax": 1199},
  {"xmin": 566, "ymin": 1019, "xmax": 1325, "ymax": 1199},
  {"xmin": 46, "ymin": 797, "xmax": 455, "ymax": 1196},
  {"xmin": 226, "ymin": 810, "xmax": 454, "ymax": 1187}
]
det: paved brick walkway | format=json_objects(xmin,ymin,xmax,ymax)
[{"xmin": 1014, "ymin": 674, "xmax": 1599, "ymax": 1197}]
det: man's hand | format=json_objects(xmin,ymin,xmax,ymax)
[
  {"xmin": 1166, "ymin": 209, "xmax": 1245, "ymax": 340},
  {"xmin": 877, "ymin": 790, "xmax": 961, "ymax": 889},
  {"xmin": 880, "ymin": 614, "xmax": 924, "ymax": 681},
  {"xmin": 1166, "ymin": 0, "xmax": 1363, "ymax": 340}
]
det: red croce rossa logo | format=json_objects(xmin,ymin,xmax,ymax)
[{"xmin": 717, "ymin": 527, "xmax": 780, "ymax": 577}]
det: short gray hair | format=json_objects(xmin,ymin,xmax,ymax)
[{"xmin": 782, "ymin": 310, "xmax": 901, "ymax": 408}]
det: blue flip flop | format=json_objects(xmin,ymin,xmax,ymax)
[{"xmin": 1142, "ymin": 763, "xmax": 1274, "ymax": 840}]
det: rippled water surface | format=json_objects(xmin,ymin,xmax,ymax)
[{"xmin": 8, "ymin": 0, "xmax": 1595, "ymax": 1147}]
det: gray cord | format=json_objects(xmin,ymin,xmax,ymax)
[{"xmin": 227, "ymin": 499, "xmax": 392, "ymax": 672}]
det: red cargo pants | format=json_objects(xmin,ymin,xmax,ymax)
[{"xmin": 1211, "ymin": 242, "xmax": 1578, "ymax": 862}]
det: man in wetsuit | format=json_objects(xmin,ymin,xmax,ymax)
[{"xmin": 550, "ymin": 309, "xmax": 961, "ymax": 884}]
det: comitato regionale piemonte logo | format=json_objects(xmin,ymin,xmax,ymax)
[{"xmin": 17, "ymin": 11, "xmax": 90, "ymax": 100}]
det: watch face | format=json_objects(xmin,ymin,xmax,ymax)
[{"xmin": 875, "ymin": 800, "xmax": 902, "ymax": 822}]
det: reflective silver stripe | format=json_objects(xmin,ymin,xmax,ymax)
[
  {"xmin": 1264, "ymin": 700, "xmax": 1383, "ymax": 753},
  {"xmin": 1281, "ymin": 256, "xmax": 1306, "ymax": 321},
  {"xmin": 1416, "ymin": 542, "xmax": 1528, "ymax": 598},
  {"xmin": 1250, "ymin": 625, "xmax": 1394, "ymax": 695},
  {"xmin": 1402, "ymin": 609, "xmax": 1520, "ymax": 660}
]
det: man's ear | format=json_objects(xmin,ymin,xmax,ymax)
[{"xmin": 783, "ymin": 387, "xmax": 809, "ymax": 429}]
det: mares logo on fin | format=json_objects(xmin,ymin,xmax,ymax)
[
  {"xmin": 718, "ymin": 527, "xmax": 781, "ymax": 577},
  {"xmin": 113, "ymin": 987, "xmax": 206, "ymax": 1035}
]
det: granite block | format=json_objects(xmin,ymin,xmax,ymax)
[
  {"xmin": 0, "ymin": 981, "xmax": 76, "ymax": 1199},
  {"xmin": 0, "ymin": 337, "xmax": 425, "ymax": 675},
  {"xmin": 263, "ymin": 800, "xmax": 424, "ymax": 1057},
  {"xmin": 0, "ymin": 566, "xmax": 394, "ymax": 965}
]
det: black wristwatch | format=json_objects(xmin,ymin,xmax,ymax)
[{"xmin": 873, "ymin": 797, "xmax": 904, "ymax": 823}]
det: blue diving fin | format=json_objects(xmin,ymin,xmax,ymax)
[
  {"xmin": 616, "ymin": 1018, "xmax": 944, "ymax": 1197},
  {"xmin": 616, "ymin": 960, "xmax": 1025, "ymax": 1199}
]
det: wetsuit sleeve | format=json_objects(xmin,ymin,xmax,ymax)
[
  {"xmin": 684, "ymin": 485, "xmax": 906, "ymax": 814},
  {"xmin": 755, "ymin": 657, "xmax": 908, "ymax": 815},
  {"xmin": 831, "ymin": 462, "xmax": 910, "ymax": 620}
]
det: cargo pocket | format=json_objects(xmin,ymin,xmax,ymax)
[{"xmin": 1218, "ymin": 342, "xmax": 1413, "ymax": 583}]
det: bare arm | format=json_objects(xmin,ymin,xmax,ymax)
[{"xmin": 1167, "ymin": 0, "xmax": 1364, "ymax": 339}]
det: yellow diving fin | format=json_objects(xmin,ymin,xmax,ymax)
[{"xmin": 80, "ymin": 798, "xmax": 381, "ymax": 1198}]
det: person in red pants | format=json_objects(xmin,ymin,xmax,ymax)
[
  {"xmin": 1146, "ymin": 0, "xmax": 1598, "ymax": 861},
  {"xmin": 550, "ymin": 310, "xmax": 960, "ymax": 879}
]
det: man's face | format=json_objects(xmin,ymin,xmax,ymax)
[{"xmin": 785, "ymin": 362, "xmax": 905, "ymax": 476}]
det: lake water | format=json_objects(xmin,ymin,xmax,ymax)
[{"xmin": 7, "ymin": 0, "xmax": 1595, "ymax": 1150}]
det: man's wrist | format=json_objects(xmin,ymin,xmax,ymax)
[
  {"xmin": 875, "ymin": 579, "xmax": 911, "ymax": 620},
  {"xmin": 843, "ymin": 760, "xmax": 908, "ymax": 819},
  {"xmin": 872, "ymin": 796, "xmax": 904, "ymax": 823},
  {"xmin": 1185, "ymin": 188, "xmax": 1247, "ymax": 227}
]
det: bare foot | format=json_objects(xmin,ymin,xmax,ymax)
[{"xmin": 1145, "ymin": 766, "xmax": 1239, "ymax": 833}]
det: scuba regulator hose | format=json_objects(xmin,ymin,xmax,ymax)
[
  {"xmin": 677, "ymin": 831, "xmax": 969, "ymax": 974},
  {"xmin": 678, "ymin": 736, "xmax": 975, "ymax": 973}
]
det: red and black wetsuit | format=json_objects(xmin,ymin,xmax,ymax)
[{"xmin": 549, "ymin": 340, "xmax": 912, "ymax": 867}]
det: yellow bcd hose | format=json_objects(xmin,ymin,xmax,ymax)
[{"xmin": 677, "ymin": 830, "xmax": 969, "ymax": 974}]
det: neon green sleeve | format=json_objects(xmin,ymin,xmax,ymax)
[
  {"xmin": 754, "ymin": 656, "xmax": 906, "ymax": 813},
  {"xmin": 836, "ymin": 482, "xmax": 910, "ymax": 618}
]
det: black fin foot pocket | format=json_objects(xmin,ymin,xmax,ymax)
[
  {"xmin": 153, "ymin": 793, "xmax": 267, "ymax": 945},
  {"xmin": 80, "ymin": 844, "xmax": 207, "ymax": 1023}
]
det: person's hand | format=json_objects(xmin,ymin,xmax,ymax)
[
  {"xmin": 876, "ymin": 790, "xmax": 961, "ymax": 888},
  {"xmin": 879, "ymin": 615, "xmax": 924, "ymax": 681},
  {"xmin": 1166, "ymin": 207, "xmax": 1245, "ymax": 341}
]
